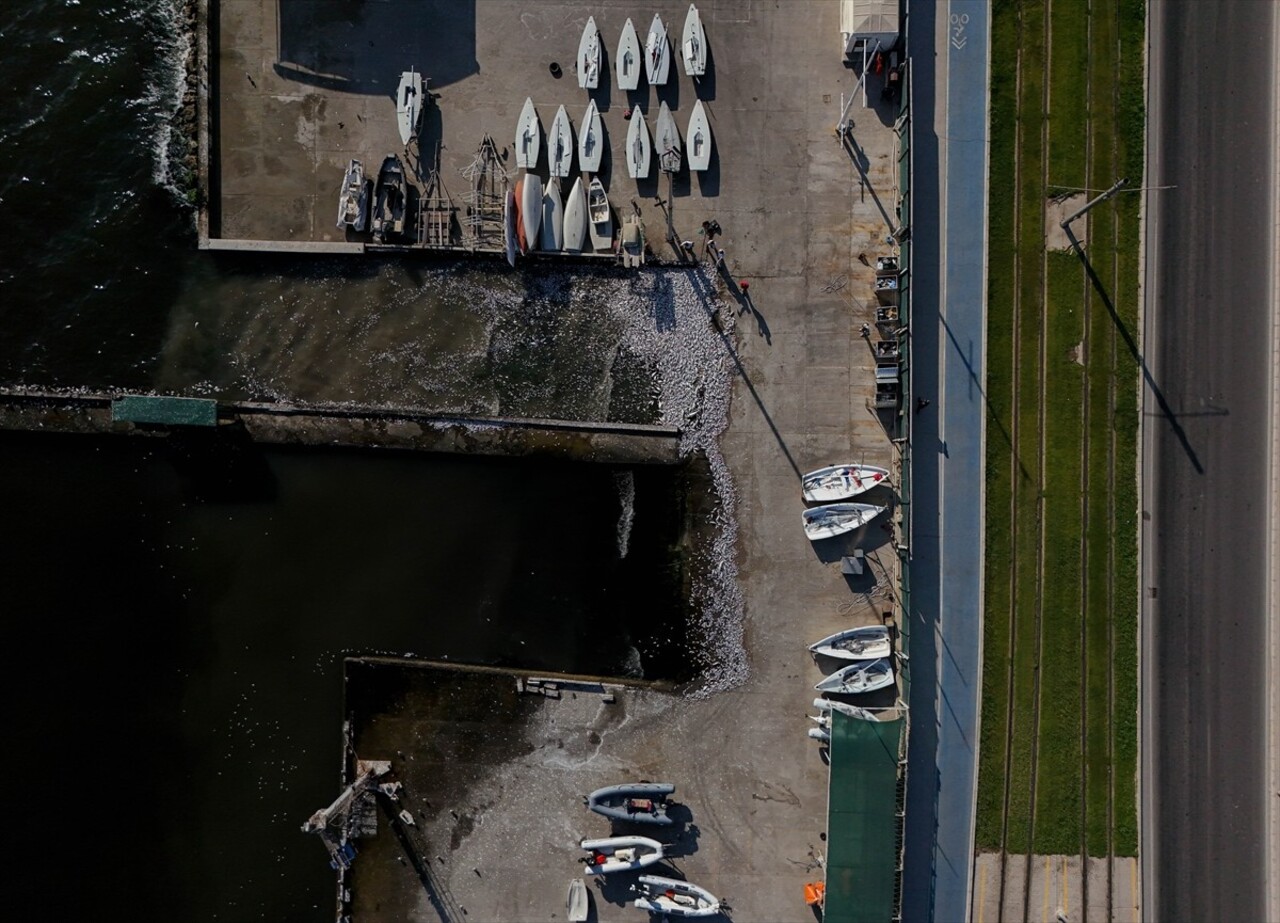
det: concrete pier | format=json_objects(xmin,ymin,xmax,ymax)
[{"xmin": 0, "ymin": 389, "xmax": 682, "ymax": 465}]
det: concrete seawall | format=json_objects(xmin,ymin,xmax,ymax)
[{"xmin": 0, "ymin": 389, "xmax": 682, "ymax": 465}]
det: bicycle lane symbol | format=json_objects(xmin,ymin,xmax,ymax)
[{"xmin": 950, "ymin": 12, "xmax": 969, "ymax": 51}]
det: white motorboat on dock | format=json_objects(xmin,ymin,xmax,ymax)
[
  {"xmin": 515, "ymin": 97, "xmax": 540, "ymax": 169},
  {"xmin": 632, "ymin": 875, "xmax": 721, "ymax": 918},
  {"xmin": 814, "ymin": 657, "xmax": 895, "ymax": 695},
  {"xmin": 580, "ymin": 835, "xmax": 664, "ymax": 875},
  {"xmin": 396, "ymin": 68, "xmax": 422, "ymax": 145},
  {"xmin": 587, "ymin": 177, "xmax": 611, "ymax": 251},
  {"xmin": 336, "ymin": 159, "xmax": 368, "ymax": 232},
  {"xmin": 802, "ymin": 502, "xmax": 886, "ymax": 540},
  {"xmin": 802, "ymin": 463, "xmax": 891, "ymax": 502},
  {"xmin": 577, "ymin": 17, "xmax": 601, "ymax": 89},
  {"xmin": 808, "ymin": 625, "xmax": 892, "ymax": 661},
  {"xmin": 617, "ymin": 19, "xmax": 641, "ymax": 91},
  {"xmin": 371, "ymin": 154, "xmax": 406, "ymax": 242},
  {"xmin": 681, "ymin": 5, "xmax": 707, "ymax": 77}
]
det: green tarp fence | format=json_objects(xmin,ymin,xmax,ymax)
[{"xmin": 825, "ymin": 712, "xmax": 903, "ymax": 923}]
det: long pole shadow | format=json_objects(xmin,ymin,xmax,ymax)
[
  {"xmin": 685, "ymin": 267, "xmax": 802, "ymax": 480},
  {"xmin": 379, "ymin": 799, "xmax": 464, "ymax": 923},
  {"xmin": 1064, "ymin": 223, "xmax": 1204, "ymax": 473},
  {"xmin": 840, "ymin": 130, "xmax": 896, "ymax": 231}
]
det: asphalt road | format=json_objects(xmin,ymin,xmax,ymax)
[{"xmin": 1142, "ymin": 2, "xmax": 1278, "ymax": 921}]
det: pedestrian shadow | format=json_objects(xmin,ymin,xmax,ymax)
[{"xmin": 683, "ymin": 266, "xmax": 801, "ymax": 479}]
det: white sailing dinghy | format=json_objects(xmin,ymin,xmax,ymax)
[
  {"xmin": 617, "ymin": 18, "xmax": 641, "ymax": 91},
  {"xmin": 681, "ymin": 5, "xmax": 707, "ymax": 77},
  {"xmin": 813, "ymin": 697, "xmax": 881, "ymax": 721},
  {"xmin": 686, "ymin": 100, "xmax": 712, "ymax": 172},
  {"xmin": 645, "ymin": 14, "xmax": 671, "ymax": 86},
  {"xmin": 577, "ymin": 16, "xmax": 601, "ymax": 89},
  {"xmin": 626, "ymin": 106, "xmax": 652, "ymax": 179},
  {"xmin": 540, "ymin": 181, "xmax": 564, "ymax": 252},
  {"xmin": 503, "ymin": 184, "xmax": 517, "ymax": 266},
  {"xmin": 802, "ymin": 502, "xmax": 886, "ymax": 541},
  {"xmin": 567, "ymin": 878, "xmax": 589, "ymax": 922},
  {"xmin": 808, "ymin": 625, "xmax": 892, "ymax": 661},
  {"xmin": 655, "ymin": 101, "xmax": 681, "ymax": 173},
  {"xmin": 632, "ymin": 876, "xmax": 721, "ymax": 918},
  {"xmin": 396, "ymin": 68, "xmax": 423, "ymax": 145},
  {"xmin": 520, "ymin": 173, "xmax": 543, "ymax": 252},
  {"xmin": 515, "ymin": 97, "xmax": 540, "ymax": 169},
  {"xmin": 815, "ymin": 657, "xmax": 895, "ymax": 695},
  {"xmin": 580, "ymin": 835, "xmax": 664, "ymax": 876},
  {"xmin": 802, "ymin": 463, "xmax": 891, "ymax": 502},
  {"xmin": 587, "ymin": 177, "xmax": 612, "ymax": 251},
  {"xmin": 548, "ymin": 105, "xmax": 574, "ymax": 178},
  {"xmin": 579, "ymin": 100, "xmax": 603, "ymax": 174},
  {"xmin": 563, "ymin": 177, "xmax": 588, "ymax": 252}
]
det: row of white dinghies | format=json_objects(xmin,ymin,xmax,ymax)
[{"xmin": 577, "ymin": 6, "xmax": 709, "ymax": 91}]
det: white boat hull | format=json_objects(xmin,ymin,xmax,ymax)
[
  {"xmin": 617, "ymin": 19, "xmax": 641, "ymax": 91},
  {"xmin": 515, "ymin": 97, "xmax": 540, "ymax": 169},
  {"xmin": 802, "ymin": 502, "xmax": 886, "ymax": 541},
  {"xmin": 632, "ymin": 876, "xmax": 720, "ymax": 918},
  {"xmin": 686, "ymin": 100, "xmax": 711, "ymax": 172},
  {"xmin": 587, "ymin": 178, "xmax": 611, "ymax": 251},
  {"xmin": 577, "ymin": 17, "xmax": 601, "ymax": 89},
  {"xmin": 548, "ymin": 105, "xmax": 574, "ymax": 178},
  {"xmin": 626, "ymin": 107, "xmax": 651, "ymax": 179},
  {"xmin": 808, "ymin": 625, "xmax": 892, "ymax": 661},
  {"xmin": 540, "ymin": 181, "xmax": 564, "ymax": 252},
  {"xmin": 563, "ymin": 178, "xmax": 588, "ymax": 252},
  {"xmin": 681, "ymin": 5, "xmax": 707, "ymax": 77},
  {"xmin": 645, "ymin": 14, "xmax": 670, "ymax": 85},
  {"xmin": 655, "ymin": 101, "xmax": 681, "ymax": 173},
  {"xmin": 503, "ymin": 185, "xmax": 517, "ymax": 266},
  {"xmin": 396, "ymin": 69, "xmax": 422, "ymax": 146},
  {"xmin": 520, "ymin": 173, "xmax": 543, "ymax": 251},
  {"xmin": 579, "ymin": 100, "xmax": 603, "ymax": 174},
  {"xmin": 815, "ymin": 658, "xmax": 895, "ymax": 695},
  {"xmin": 802, "ymin": 463, "xmax": 891, "ymax": 502}
]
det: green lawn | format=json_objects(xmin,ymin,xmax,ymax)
[{"xmin": 975, "ymin": 0, "xmax": 1143, "ymax": 861}]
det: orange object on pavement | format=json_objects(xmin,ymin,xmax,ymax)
[{"xmin": 804, "ymin": 881, "xmax": 826, "ymax": 906}]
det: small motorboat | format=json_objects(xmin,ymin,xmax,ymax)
[
  {"xmin": 515, "ymin": 97, "xmax": 540, "ymax": 169},
  {"xmin": 520, "ymin": 173, "xmax": 543, "ymax": 252},
  {"xmin": 540, "ymin": 181, "xmax": 564, "ymax": 251},
  {"xmin": 548, "ymin": 105, "xmax": 574, "ymax": 178},
  {"xmin": 371, "ymin": 154, "xmax": 407, "ymax": 242},
  {"xmin": 579, "ymin": 100, "xmax": 603, "ymax": 174},
  {"xmin": 396, "ymin": 68, "xmax": 423, "ymax": 145},
  {"xmin": 563, "ymin": 177, "xmax": 588, "ymax": 253},
  {"xmin": 655, "ymin": 101, "xmax": 681, "ymax": 173},
  {"xmin": 621, "ymin": 212, "xmax": 645, "ymax": 268},
  {"xmin": 585, "ymin": 782, "xmax": 675, "ymax": 825},
  {"xmin": 567, "ymin": 878, "xmax": 589, "ymax": 922},
  {"xmin": 626, "ymin": 106, "xmax": 652, "ymax": 179},
  {"xmin": 645, "ymin": 14, "xmax": 670, "ymax": 86},
  {"xmin": 813, "ymin": 697, "xmax": 880, "ymax": 722},
  {"xmin": 617, "ymin": 18, "xmax": 641, "ymax": 91},
  {"xmin": 503, "ymin": 185, "xmax": 517, "ymax": 266},
  {"xmin": 632, "ymin": 876, "xmax": 721, "ymax": 918},
  {"xmin": 802, "ymin": 502, "xmax": 886, "ymax": 541},
  {"xmin": 336, "ymin": 159, "xmax": 369, "ymax": 232},
  {"xmin": 681, "ymin": 5, "xmax": 707, "ymax": 77},
  {"xmin": 577, "ymin": 16, "xmax": 601, "ymax": 89},
  {"xmin": 580, "ymin": 836, "xmax": 664, "ymax": 876},
  {"xmin": 808, "ymin": 625, "xmax": 892, "ymax": 661},
  {"xmin": 686, "ymin": 100, "xmax": 712, "ymax": 172},
  {"xmin": 587, "ymin": 177, "xmax": 611, "ymax": 251},
  {"xmin": 802, "ymin": 463, "xmax": 891, "ymax": 502},
  {"xmin": 815, "ymin": 658, "xmax": 895, "ymax": 695}
]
